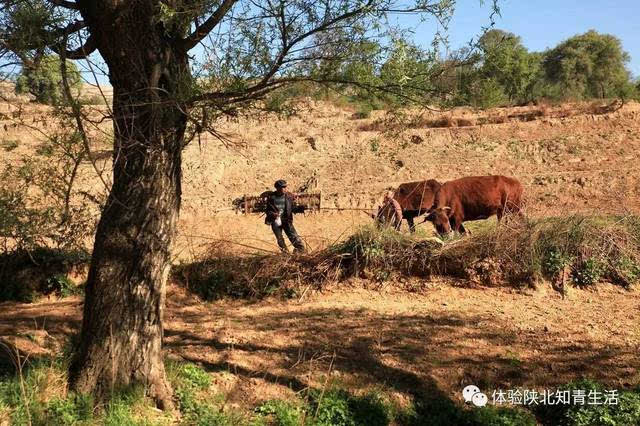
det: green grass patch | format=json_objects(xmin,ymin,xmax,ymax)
[{"xmin": 536, "ymin": 379, "xmax": 640, "ymax": 426}]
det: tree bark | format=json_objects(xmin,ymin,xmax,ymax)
[{"xmin": 69, "ymin": 2, "xmax": 191, "ymax": 409}]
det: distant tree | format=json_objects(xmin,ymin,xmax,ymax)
[
  {"xmin": 477, "ymin": 29, "xmax": 536, "ymax": 103},
  {"xmin": 542, "ymin": 30, "xmax": 631, "ymax": 99},
  {"xmin": 378, "ymin": 38, "xmax": 438, "ymax": 105},
  {"xmin": 15, "ymin": 54, "xmax": 81, "ymax": 104}
]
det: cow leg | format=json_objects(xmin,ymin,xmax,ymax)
[
  {"xmin": 406, "ymin": 215, "xmax": 416, "ymax": 233},
  {"xmin": 458, "ymin": 223, "xmax": 469, "ymax": 235},
  {"xmin": 449, "ymin": 216, "xmax": 461, "ymax": 234}
]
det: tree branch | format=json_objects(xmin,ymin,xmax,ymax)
[
  {"xmin": 51, "ymin": 33, "xmax": 96, "ymax": 59},
  {"xmin": 47, "ymin": 0, "xmax": 80, "ymax": 10},
  {"xmin": 181, "ymin": 0, "xmax": 238, "ymax": 51}
]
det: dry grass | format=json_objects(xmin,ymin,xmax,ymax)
[{"xmin": 172, "ymin": 215, "xmax": 640, "ymax": 300}]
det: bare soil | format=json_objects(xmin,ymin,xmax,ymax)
[{"xmin": 1, "ymin": 282, "xmax": 638, "ymax": 410}]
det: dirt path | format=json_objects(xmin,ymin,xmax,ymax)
[{"xmin": 1, "ymin": 282, "xmax": 639, "ymax": 409}]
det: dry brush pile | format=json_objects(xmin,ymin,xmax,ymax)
[{"xmin": 172, "ymin": 215, "xmax": 640, "ymax": 300}]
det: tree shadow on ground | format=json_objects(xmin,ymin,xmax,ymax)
[
  {"xmin": 1, "ymin": 287, "xmax": 638, "ymax": 424},
  {"xmin": 164, "ymin": 302, "xmax": 639, "ymax": 424}
]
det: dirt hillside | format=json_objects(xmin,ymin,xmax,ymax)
[{"xmin": 2, "ymin": 85, "xmax": 640, "ymax": 254}]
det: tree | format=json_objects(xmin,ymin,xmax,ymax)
[
  {"xmin": 378, "ymin": 37, "xmax": 438, "ymax": 106},
  {"xmin": 542, "ymin": 30, "xmax": 631, "ymax": 99},
  {"xmin": 15, "ymin": 54, "xmax": 81, "ymax": 103},
  {"xmin": 477, "ymin": 29, "xmax": 536, "ymax": 103},
  {"xmin": 0, "ymin": 0, "xmax": 497, "ymax": 409}
]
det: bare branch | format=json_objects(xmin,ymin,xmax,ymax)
[
  {"xmin": 46, "ymin": 0, "xmax": 79, "ymax": 10},
  {"xmin": 51, "ymin": 33, "xmax": 96, "ymax": 59},
  {"xmin": 181, "ymin": 0, "xmax": 238, "ymax": 51}
]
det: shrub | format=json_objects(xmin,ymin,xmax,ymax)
[
  {"xmin": 353, "ymin": 102, "xmax": 373, "ymax": 119},
  {"xmin": 255, "ymin": 399, "xmax": 305, "ymax": 426},
  {"xmin": 0, "ymin": 247, "xmax": 88, "ymax": 302},
  {"xmin": 571, "ymin": 258, "xmax": 605, "ymax": 287},
  {"xmin": 537, "ymin": 379, "xmax": 640, "ymax": 426},
  {"xmin": 306, "ymin": 388, "xmax": 392, "ymax": 426}
]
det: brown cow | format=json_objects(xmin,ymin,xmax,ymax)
[
  {"xmin": 428, "ymin": 175, "xmax": 523, "ymax": 235},
  {"xmin": 393, "ymin": 179, "xmax": 442, "ymax": 232}
]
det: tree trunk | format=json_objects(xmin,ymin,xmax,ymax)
[{"xmin": 69, "ymin": 4, "xmax": 190, "ymax": 409}]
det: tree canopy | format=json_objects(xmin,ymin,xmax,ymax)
[
  {"xmin": 542, "ymin": 30, "xmax": 631, "ymax": 99},
  {"xmin": 15, "ymin": 54, "xmax": 81, "ymax": 103}
]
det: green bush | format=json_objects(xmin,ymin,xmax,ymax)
[
  {"xmin": 43, "ymin": 274, "xmax": 81, "ymax": 298},
  {"xmin": 255, "ymin": 399, "xmax": 305, "ymax": 426},
  {"xmin": 543, "ymin": 248, "xmax": 573, "ymax": 276},
  {"xmin": 571, "ymin": 258, "xmax": 605, "ymax": 287},
  {"xmin": 467, "ymin": 78, "xmax": 508, "ymax": 109},
  {"xmin": 306, "ymin": 388, "xmax": 391, "ymax": 426},
  {"xmin": 537, "ymin": 379, "xmax": 640, "ymax": 426}
]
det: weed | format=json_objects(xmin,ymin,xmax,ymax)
[
  {"xmin": 255, "ymin": 399, "xmax": 304, "ymax": 426},
  {"xmin": 571, "ymin": 258, "xmax": 604, "ymax": 287},
  {"xmin": 2, "ymin": 139, "xmax": 19, "ymax": 152},
  {"xmin": 370, "ymin": 138, "xmax": 380, "ymax": 152},
  {"xmin": 43, "ymin": 274, "xmax": 81, "ymax": 298},
  {"xmin": 537, "ymin": 379, "xmax": 640, "ymax": 426}
]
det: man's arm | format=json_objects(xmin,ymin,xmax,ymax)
[{"xmin": 264, "ymin": 193, "xmax": 278, "ymax": 222}]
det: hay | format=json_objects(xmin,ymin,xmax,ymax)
[{"xmin": 172, "ymin": 215, "xmax": 640, "ymax": 300}]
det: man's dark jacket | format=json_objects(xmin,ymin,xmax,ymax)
[{"xmin": 263, "ymin": 191, "xmax": 305, "ymax": 225}]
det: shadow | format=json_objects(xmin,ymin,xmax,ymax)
[
  {"xmin": 163, "ymin": 302, "xmax": 640, "ymax": 424},
  {"xmin": 1, "ymin": 284, "xmax": 638, "ymax": 425},
  {"xmin": 0, "ymin": 247, "xmax": 89, "ymax": 302}
]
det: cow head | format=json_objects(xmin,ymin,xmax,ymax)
[{"xmin": 427, "ymin": 206, "xmax": 452, "ymax": 235}]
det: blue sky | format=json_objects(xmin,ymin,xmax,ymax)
[
  {"xmin": 75, "ymin": 1, "xmax": 639, "ymax": 85},
  {"xmin": 407, "ymin": 0, "xmax": 640, "ymax": 77}
]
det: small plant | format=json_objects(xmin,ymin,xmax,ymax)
[
  {"xmin": 370, "ymin": 138, "xmax": 380, "ymax": 152},
  {"xmin": 255, "ymin": 399, "xmax": 304, "ymax": 426},
  {"xmin": 79, "ymin": 95, "xmax": 106, "ymax": 106},
  {"xmin": 2, "ymin": 139, "xmax": 19, "ymax": 152},
  {"xmin": 35, "ymin": 143, "xmax": 54, "ymax": 157},
  {"xmin": 609, "ymin": 256, "xmax": 640, "ymax": 287},
  {"xmin": 42, "ymin": 274, "xmax": 80, "ymax": 298},
  {"xmin": 505, "ymin": 350, "xmax": 522, "ymax": 368},
  {"xmin": 180, "ymin": 363, "xmax": 212, "ymax": 390},
  {"xmin": 537, "ymin": 379, "xmax": 640, "ymax": 426},
  {"xmin": 572, "ymin": 257, "xmax": 604, "ymax": 286},
  {"xmin": 353, "ymin": 102, "xmax": 373, "ymax": 119},
  {"xmin": 543, "ymin": 248, "xmax": 573, "ymax": 277}
]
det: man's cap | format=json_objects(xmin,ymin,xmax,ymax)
[{"xmin": 275, "ymin": 179, "xmax": 287, "ymax": 188}]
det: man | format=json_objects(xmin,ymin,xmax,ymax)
[
  {"xmin": 265, "ymin": 179, "xmax": 306, "ymax": 253},
  {"xmin": 373, "ymin": 190, "xmax": 403, "ymax": 230}
]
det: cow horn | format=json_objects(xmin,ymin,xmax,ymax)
[{"xmin": 439, "ymin": 206, "xmax": 452, "ymax": 211}]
